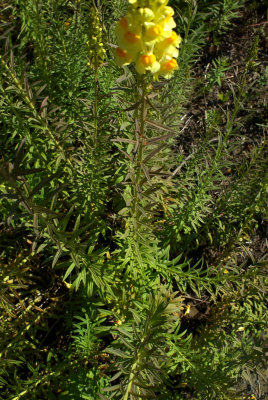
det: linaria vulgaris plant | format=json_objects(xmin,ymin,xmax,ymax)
[{"xmin": 0, "ymin": 0, "xmax": 267, "ymax": 399}]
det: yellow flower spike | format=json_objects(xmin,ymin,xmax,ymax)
[
  {"xmin": 86, "ymin": 7, "xmax": 106, "ymax": 69},
  {"xmin": 115, "ymin": 0, "xmax": 180, "ymax": 78}
]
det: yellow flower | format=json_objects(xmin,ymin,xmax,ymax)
[
  {"xmin": 119, "ymin": 17, "xmax": 128, "ymax": 30},
  {"xmin": 135, "ymin": 7, "xmax": 155, "ymax": 22},
  {"xmin": 165, "ymin": 31, "xmax": 181, "ymax": 45},
  {"xmin": 158, "ymin": 57, "xmax": 178, "ymax": 78},
  {"xmin": 115, "ymin": 18, "xmax": 143, "ymax": 59},
  {"xmin": 144, "ymin": 23, "xmax": 164, "ymax": 41},
  {"xmin": 136, "ymin": 53, "xmax": 160, "ymax": 74},
  {"xmin": 155, "ymin": 40, "xmax": 179, "ymax": 59},
  {"xmin": 114, "ymin": 0, "xmax": 181, "ymax": 79},
  {"xmin": 184, "ymin": 304, "xmax": 190, "ymax": 316},
  {"xmin": 115, "ymin": 47, "xmax": 132, "ymax": 66},
  {"xmin": 237, "ymin": 326, "xmax": 245, "ymax": 332},
  {"xmin": 124, "ymin": 31, "xmax": 141, "ymax": 44},
  {"xmin": 64, "ymin": 17, "xmax": 72, "ymax": 28}
]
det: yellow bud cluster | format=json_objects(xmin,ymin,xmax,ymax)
[
  {"xmin": 115, "ymin": 0, "xmax": 181, "ymax": 78},
  {"xmin": 86, "ymin": 7, "xmax": 106, "ymax": 70},
  {"xmin": 64, "ymin": 17, "xmax": 72, "ymax": 29}
]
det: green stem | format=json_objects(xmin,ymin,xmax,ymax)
[
  {"xmin": 123, "ymin": 360, "xmax": 138, "ymax": 400},
  {"xmin": 33, "ymin": 0, "xmax": 50, "ymax": 94},
  {"xmin": 123, "ymin": 326, "xmax": 148, "ymax": 399},
  {"xmin": 132, "ymin": 77, "xmax": 147, "ymax": 237},
  {"xmin": 226, "ymin": 64, "xmax": 249, "ymax": 134},
  {"xmin": 93, "ymin": 69, "xmax": 98, "ymax": 147}
]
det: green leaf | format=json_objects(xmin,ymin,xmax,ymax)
[
  {"xmin": 106, "ymin": 348, "xmax": 131, "ymax": 359},
  {"xmin": 63, "ymin": 262, "xmax": 76, "ymax": 281},
  {"xmin": 52, "ymin": 248, "xmax": 63, "ymax": 268},
  {"xmin": 145, "ymin": 119, "xmax": 175, "ymax": 133}
]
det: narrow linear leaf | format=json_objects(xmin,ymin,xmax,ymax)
[
  {"xmin": 143, "ymin": 143, "xmax": 166, "ymax": 163},
  {"xmin": 33, "ymin": 213, "xmax": 39, "ymax": 236},
  {"xmin": 35, "ymin": 84, "xmax": 47, "ymax": 97},
  {"xmin": 0, "ymin": 193, "xmax": 18, "ymax": 199},
  {"xmin": 117, "ymin": 334, "xmax": 135, "ymax": 351},
  {"xmin": 123, "ymin": 101, "xmax": 142, "ymax": 111},
  {"xmin": 129, "ymin": 390, "xmax": 154, "ymax": 399},
  {"xmin": 106, "ymin": 348, "xmax": 131, "ymax": 359},
  {"xmin": 109, "ymin": 370, "xmax": 123, "ymax": 383},
  {"xmin": 52, "ymin": 248, "xmax": 63, "ymax": 268},
  {"xmin": 117, "ymin": 147, "xmax": 133, "ymax": 162},
  {"xmin": 40, "ymin": 96, "xmax": 49, "ymax": 109},
  {"xmin": 111, "ymin": 137, "xmax": 137, "ymax": 144},
  {"xmin": 29, "ymin": 172, "xmax": 59, "ymax": 197},
  {"xmin": 141, "ymin": 163, "xmax": 152, "ymax": 186},
  {"xmin": 98, "ymin": 394, "xmax": 108, "ymax": 400},
  {"xmin": 147, "ymin": 133, "xmax": 174, "ymax": 144},
  {"xmin": 101, "ymin": 383, "xmax": 121, "ymax": 392},
  {"xmin": 63, "ymin": 262, "xmax": 76, "ymax": 281},
  {"xmin": 14, "ymin": 137, "xmax": 26, "ymax": 169},
  {"xmin": 16, "ymin": 168, "xmax": 45, "ymax": 176},
  {"xmin": 145, "ymin": 119, "xmax": 175, "ymax": 133}
]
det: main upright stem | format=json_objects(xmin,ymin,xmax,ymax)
[
  {"xmin": 132, "ymin": 77, "xmax": 147, "ymax": 238},
  {"xmin": 93, "ymin": 70, "xmax": 98, "ymax": 147}
]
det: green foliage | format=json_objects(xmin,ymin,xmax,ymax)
[
  {"xmin": 181, "ymin": 270, "xmax": 268, "ymax": 399},
  {"xmin": 102, "ymin": 290, "xmax": 183, "ymax": 399},
  {"xmin": 206, "ymin": 56, "xmax": 230, "ymax": 91},
  {"xmin": 0, "ymin": 0, "xmax": 267, "ymax": 399},
  {"xmin": 204, "ymin": 0, "xmax": 245, "ymax": 35},
  {"xmin": 72, "ymin": 309, "xmax": 106, "ymax": 358},
  {"xmin": 59, "ymin": 365, "xmax": 110, "ymax": 400}
]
